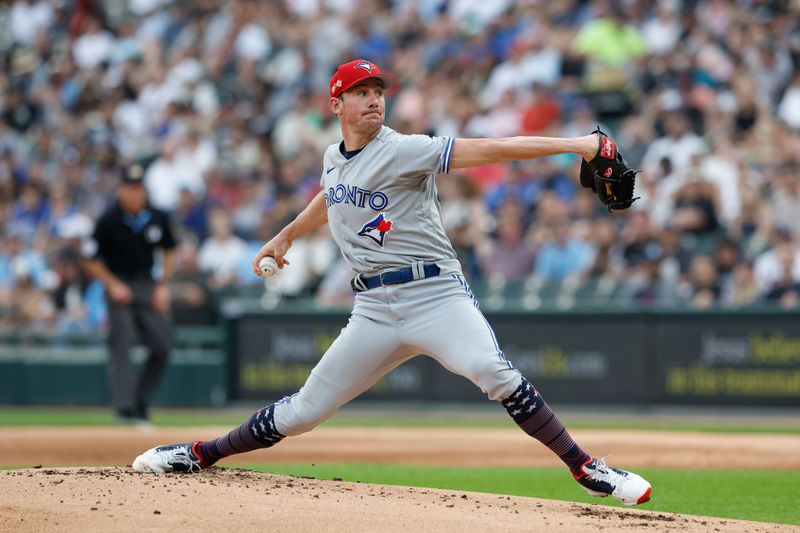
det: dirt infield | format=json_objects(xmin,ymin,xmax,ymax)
[
  {"xmin": 1, "ymin": 427, "xmax": 798, "ymax": 532},
  {"xmin": 1, "ymin": 426, "xmax": 799, "ymax": 469}
]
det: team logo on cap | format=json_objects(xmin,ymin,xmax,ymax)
[
  {"xmin": 354, "ymin": 61, "xmax": 374, "ymax": 73},
  {"xmin": 357, "ymin": 212, "xmax": 393, "ymax": 248}
]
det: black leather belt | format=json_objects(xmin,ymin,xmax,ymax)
[{"xmin": 351, "ymin": 264, "xmax": 441, "ymax": 292}]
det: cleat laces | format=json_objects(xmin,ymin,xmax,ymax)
[
  {"xmin": 155, "ymin": 445, "xmax": 202, "ymax": 473},
  {"xmin": 584, "ymin": 455, "xmax": 627, "ymax": 486}
]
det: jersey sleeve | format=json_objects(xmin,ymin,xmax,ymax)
[
  {"xmin": 82, "ymin": 216, "xmax": 108, "ymax": 260},
  {"xmin": 320, "ymin": 146, "xmax": 334, "ymax": 187},
  {"xmin": 396, "ymin": 134, "xmax": 455, "ymax": 178},
  {"xmin": 160, "ymin": 213, "xmax": 177, "ymax": 250}
]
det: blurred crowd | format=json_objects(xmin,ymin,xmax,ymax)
[{"xmin": 1, "ymin": 0, "xmax": 800, "ymax": 334}]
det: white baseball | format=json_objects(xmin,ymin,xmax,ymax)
[{"xmin": 258, "ymin": 256, "xmax": 278, "ymax": 277}]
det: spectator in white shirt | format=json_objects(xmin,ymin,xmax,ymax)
[
  {"xmin": 197, "ymin": 208, "xmax": 248, "ymax": 289},
  {"xmin": 144, "ymin": 137, "xmax": 206, "ymax": 212},
  {"xmin": 72, "ymin": 16, "xmax": 116, "ymax": 70},
  {"xmin": 640, "ymin": 0, "xmax": 680, "ymax": 56},
  {"xmin": 641, "ymin": 111, "xmax": 706, "ymax": 179},
  {"xmin": 8, "ymin": 0, "xmax": 53, "ymax": 46},
  {"xmin": 753, "ymin": 229, "xmax": 800, "ymax": 295},
  {"xmin": 777, "ymin": 74, "xmax": 800, "ymax": 131}
]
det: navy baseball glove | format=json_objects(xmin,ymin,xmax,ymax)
[{"xmin": 579, "ymin": 127, "xmax": 640, "ymax": 211}]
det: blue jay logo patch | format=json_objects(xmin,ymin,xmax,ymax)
[
  {"xmin": 354, "ymin": 61, "xmax": 374, "ymax": 73},
  {"xmin": 358, "ymin": 212, "xmax": 393, "ymax": 247}
]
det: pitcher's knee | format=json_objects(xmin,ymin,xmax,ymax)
[
  {"xmin": 273, "ymin": 393, "xmax": 336, "ymax": 436},
  {"xmin": 467, "ymin": 364, "xmax": 522, "ymax": 401}
]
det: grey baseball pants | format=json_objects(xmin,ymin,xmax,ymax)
[
  {"xmin": 106, "ymin": 280, "xmax": 171, "ymax": 415},
  {"xmin": 273, "ymin": 273, "xmax": 522, "ymax": 435}
]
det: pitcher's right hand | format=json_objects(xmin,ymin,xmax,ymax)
[{"xmin": 252, "ymin": 234, "xmax": 292, "ymax": 276}]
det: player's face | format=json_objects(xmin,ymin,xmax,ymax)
[{"xmin": 332, "ymin": 78, "xmax": 385, "ymax": 133}]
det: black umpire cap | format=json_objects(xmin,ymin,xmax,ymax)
[{"xmin": 121, "ymin": 163, "xmax": 146, "ymax": 185}]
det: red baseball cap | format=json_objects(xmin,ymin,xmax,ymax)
[{"xmin": 329, "ymin": 59, "xmax": 394, "ymax": 98}]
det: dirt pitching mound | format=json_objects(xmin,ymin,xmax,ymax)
[{"xmin": 1, "ymin": 468, "xmax": 794, "ymax": 533}]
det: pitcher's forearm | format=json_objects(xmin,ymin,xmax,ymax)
[
  {"xmin": 450, "ymin": 136, "xmax": 597, "ymax": 169},
  {"xmin": 280, "ymin": 190, "xmax": 329, "ymax": 241}
]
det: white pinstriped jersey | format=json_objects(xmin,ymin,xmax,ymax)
[{"xmin": 321, "ymin": 126, "xmax": 460, "ymax": 275}]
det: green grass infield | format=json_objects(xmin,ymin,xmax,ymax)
[{"xmin": 228, "ymin": 463, "xmax": 800, "ymax": 526}]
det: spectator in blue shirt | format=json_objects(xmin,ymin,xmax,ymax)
[{"xmin": 534, "ymin": 218, "xmax": 595, "ymax": 282}]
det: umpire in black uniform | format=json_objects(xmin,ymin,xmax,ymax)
[{"xmin": 83, "ymin": 164, "xmax": 177, "ymax": 423}]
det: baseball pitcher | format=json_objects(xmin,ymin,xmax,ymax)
[{"xmin": 133, "ymin": 59, "xmax": 651, "ymax": 506}]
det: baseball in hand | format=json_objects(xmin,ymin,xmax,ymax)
[{"xmin": 259, "ymin": 256, "xmax": 278, "ymax": 277}]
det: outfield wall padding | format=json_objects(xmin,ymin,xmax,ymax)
[
  {"xmin": 2, "ymin": 308, "xmax": 799, "ymax": 407},
  {"xmin": 0, "ymin": 329, "xmax": 226, "ymax": 407},
  {"xmin": 226, "ymin": 306, "xmax": 800, "ymax": 407}
]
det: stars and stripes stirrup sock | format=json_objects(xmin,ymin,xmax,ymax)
[
  {"xmin": 502, "ymin": 378, "xmax": 590, "ymax": 477},
  {"xmin": 194, "ymin": 404, "xmax": 285, "ymax": 467}
]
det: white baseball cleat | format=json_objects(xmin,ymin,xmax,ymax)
[
  {"xmin": 132, "ymin": 442, "xmax": 204, "ymax": 473},
  {"xmin": 574, "ymin": 457, "xmax": 652, "ymax": 506}
]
